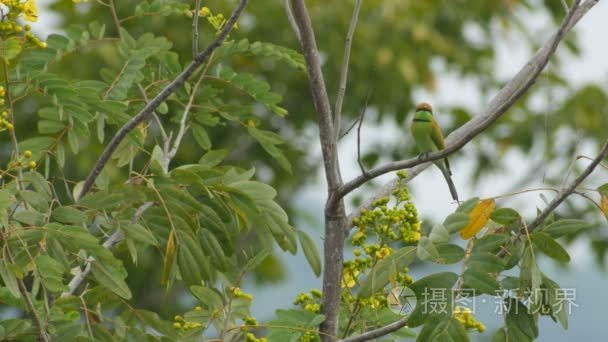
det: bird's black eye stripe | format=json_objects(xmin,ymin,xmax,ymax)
[{"xmin": 413, "ymin": 118, "xmax": 431, "ymax": 122}]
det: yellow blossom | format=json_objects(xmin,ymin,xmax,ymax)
[
  {"xmin": 24, "ymin": 0, "xmax": 39, "ymax": 22},
  {"xmin": 199, "ymin": 6, "xmax": 211, "ymax": 17}
]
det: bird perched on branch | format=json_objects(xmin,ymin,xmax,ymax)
[{"xmin": 410, "ymin": 102, "xmax": 459, "ymax": 202}]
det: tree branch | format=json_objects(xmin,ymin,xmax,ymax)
[
  {"xmin": 76, "ymin": 0, "xmax": 248, "ymax": 200},
  {"xmin": 290, "ymin": 0, "xmax": 348, "ymax": 339},
  {"xmin": 284, "ymin": 0, "xmax": 302, "ymax": 42},
  {"xmin": 61, "ymin": 202, "xmax": 154, "ymax": 298},
  {"xmin": 342, "ymin": 0, "xmax": 598, "ymax": 227},
  {"xmin": 334, "ymin": 0, "xmax": 362, "ymax": 140},
  {"xmin": 192, "ymin": 0, "xmax": 201, "ymax": 57},
  {"xmin": 339, "ymin": 316, "xmax": 408, "ymax": 342},
  {"xmin": 498, "ymin": 138, "xmax": 608, "ymax": 257}
]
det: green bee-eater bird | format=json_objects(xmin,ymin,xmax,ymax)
[{"xmin": 411, "ymin": 102, "xmax": 459, "ymax": 202}]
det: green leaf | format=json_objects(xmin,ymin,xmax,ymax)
[
  {"xmin": 198, "ymin": 149, "xmax": 228, "ymax": 168},
  {"xmin": 417, "ymin": 317, "xmax": 469, "ymax": 342},
  {"xmin": 51, "ymin": 206, "xmax": 87, "ymax": 225},
  {"xmin": 490, "ymin": 208, "xmax": 521, "ymax": 224},
  {"xmin": 531, "ymin": 232, "xmax": 570, "ymax": 263},
  {"xmin": 24, "ymin": 171, "xmax": 52, "ymax": 201},
  {"xmin": 435, "ymin": 243, "xmax": 465, "ymax": 264},
  {"xmin": 192, "ymin": 124, "xmax": 212, "ymax": 150},
  {"xmin": 0, "ymin": 259, "xmax": 21, "ymax": 298},
  {"xmin": 248, "ymin": 127, "xmax": 291, "ymax": 173},
  {"xmin": 35, "ymin": 255, "xmax": 68, "ymax": 292},
  {"xmin": 472, "ymin": 234, "xmax": 510, "ymax": 254},
  {"xmin": 267, "ymin": 309, "xmax": 325, "ymax": 341},
  {"xmin": 229, "ymin": 181, "xmax": 277, "ymax": 200},
  {"xmin": 120, "ymin": 221, "xmax": 158, "ymax": 246},
  {"xmin": 18, "ymin": 137, "xmax": 55, "ymax": 161},
  {"xmin": 429, "ymin": 224, "xmax": 449, "ymax": 244},
  {"xmin": 13, "ymin": 210, "xmax": 45, "ymax": 226},
  {"xmin": 358, "ymin": 246, "xmax": 416, "ymax": 298},
  {"xmin": 519, "ymin": 247, "xmax": 541, "ymax": 293},
  {"xmin": 542, "ymin": 219, "xmax": 594, "ymax": 238},
  {"xmin": 297, "ymin": 230, "xmax": 321, "ymax": 277},
  {"xmin": 443, "ymin": 212, "xmax": 470, "ymax": 234},
  {"xmin": 0, "ymin": 37, "xmax": 23, "ymax": 61},
  {"xmin": 176, "ymin": 230, "xmax": 212, "ymax": 285},
  {"xmin": 20, "ymin": 190, "xmax": 49, "ymax": 212},
  {"xmin": 505, "ymin": 298, "xmax": 538, "ymax": 340},
  {"xmin": 463, "ymin": 269, "xmax": 500, "ymax": 295},
  {"xmin": 91, "ymin": 260, "xmax": 132, "ymax": 299},
  {"xmin": 198, "ymin": 228, "xmax": 228, "ymax": 271},
  {"xmin": 190, "ymin": 285, "xmax": 224, "ymax": 311},
  {"xmin": 467, "ymin": 252, "xmax": 504, "ymax": 273},
  {"xmin": 456, "ymin": 197, "xmax": 480, "ymax": 213},
  {"xmin": 407, "ymin": 272, "xmax": 459, "ymax": 327},
  {"xmin": 417, "ymin": 236, "xmax": 439, "ymax": 262},
  {"xmin": 542, "ymin": 275, "xmax": 568, "ymax": 329}
]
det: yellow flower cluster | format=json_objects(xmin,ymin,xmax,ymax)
[
  {"xmin": 293, "ymin": 289, "xmax": 322, "ymax": 313},
  {"xmin": 0, "ymin": 113, "xmax": 13, "ymax": 131},
  {"xmin": 239, "ymin": 315, "xmax": 258, "ymax": 332},
  {"xmin": 245, "ymin": 332, "xmax": 267, "ymax": 342},
  {"xmin": 186, "ymin": 5, "xmax": 238, "ymax": 32},
  {"xmin": 172, "ymin": 315, "xmax": 203, "ymax": 331},
  {"xmin": 298, "ymin": 331, "xmax": 318, "ymax": 342},
  {"xmin": 0, "ymin": 0, "xmax": 46, "ymax": 48},
  {"xmin": 231, "ymin": 286, "xmax": 253, "ymax": 301},
  {"xmin": 352, "ymin": 172, "xmax": 421, "ymax": 246},
  {"xmin": 453, "ymin": 307, "xmax": 486, "ymax": 333},
  {"xmin": 340, "ymin": 171, "xmax": 419, "ymax": 307}
]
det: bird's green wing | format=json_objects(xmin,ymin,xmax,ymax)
[{"xmin": 430, "ymin": 118, "xmax": 446, "ymax": 150}]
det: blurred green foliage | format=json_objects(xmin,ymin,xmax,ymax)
[{"xmin": 2, "ymin": 0, "xmax": 606, "ymax": 322}]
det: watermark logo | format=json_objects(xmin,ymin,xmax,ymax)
[{"xmin": 387, "ymin": 286, "xmax": 417, "ymax": 315}]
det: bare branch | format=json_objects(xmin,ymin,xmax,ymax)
[
  {"xmin": 339, "ymin": 316, "xmax": 408, "ymax": 342},
  {"xmin": 284, "ymin": 0, "xmax": 302, "ymax": 42},
  {"xmin": 61, "ymin": 202, "xmax": 154, "ymax": 298},
  {"xmin": 193, "ymin": 0, "xmax": 201, "ymax": 57},
  {"xmin": 342, "ymin": 0, "xmax": 597, "ymax": 226},
  {"xmin": 290, "ymin": 0, "xmax": 348, "ymax": 339},
  {"xmin": 137, "ymin": 83, "xmax": 168, "ymax": 142},
  {"xmin": 356, "ymin": 102, "xmax": 367, "ymax": 176},
  {"xmin": 561, "ymin": 0, "xmax": 570, "ymax": 12},
  {"xmin": 334, "ymin": 0, "xmax": 363, "ymax": 140},
  {"xmin": 497, "ymin": 138, "xmax": 608, "ymax": 258},
  {"xmin": 77, "ymin": 0, "xmax": 248, "ymax": 201},
  {"xmin": 109, "ymin": 0, "xmax": 121, "ymax": 38}
]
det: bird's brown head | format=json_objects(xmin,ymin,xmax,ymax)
[{"xmin": 415, "ymin": 102, "xmax": 433, "ymax": 113}]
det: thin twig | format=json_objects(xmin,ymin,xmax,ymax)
[
  {"xmin": 576, "ymin": 154, "xmax": 608, "ymax": 170},
  {"xmin": 356, "ymin": 101, "xmax": 367, "ymax": 177},
  {"xmin": 192, "ymin": 0, "xmax": 201, "ymax": 57},
  {"xmin": 343, "ymin": 0, "xmax": 596, "ymax": 227},
  {"xmin": 498, "ymin": 138, "xmax": 608, "ymax": 258},
  {"xmin": 137, "ymin": 83, "xmax": 168, "ymax": 142},
  {"xmin": 284, "ymin": 0, "xmax": 302, "ymax": 42},
  {"xmin": 339, "ymin": 316, "xmax": 408, "ymax": 342},
  {"xmin": 164, "ymin": 53, "xmax": 215, "ymax": 172},
  {"xmin": 561, "ymin": 129, "xmax": 583, "ymax": 189},
  {"xmin": 61, "ymin": 202, "xmax": 155, "ymax": 298},
  {"xmin": 2, "ymin": 247, "xmax": 50, "ymax": 341},
  {"xmin": 109, "ymin": 0, "xmax": 122, "ymax": 38},
  {"xmin": 561, "ymin": 0, "xmax": 570, "ymax": 12},
  {"xmin": 2, "ymin": 62, "xmax": 25, "ymax": 194},
  {"xmin": 334, "ymin": 0, "xmax": 363, "ymax": 141},
  {"xmin": 339, "ymin": 68, "xmax": 375, "ymax": 140},
  {"xmin": 77, "ymin": 0, "xmax": 248, "ymax": 200}
]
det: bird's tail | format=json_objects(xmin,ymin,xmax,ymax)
[{"xmin": 437, "ymin": 161, "xmax": 459, "ymax": 202}]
